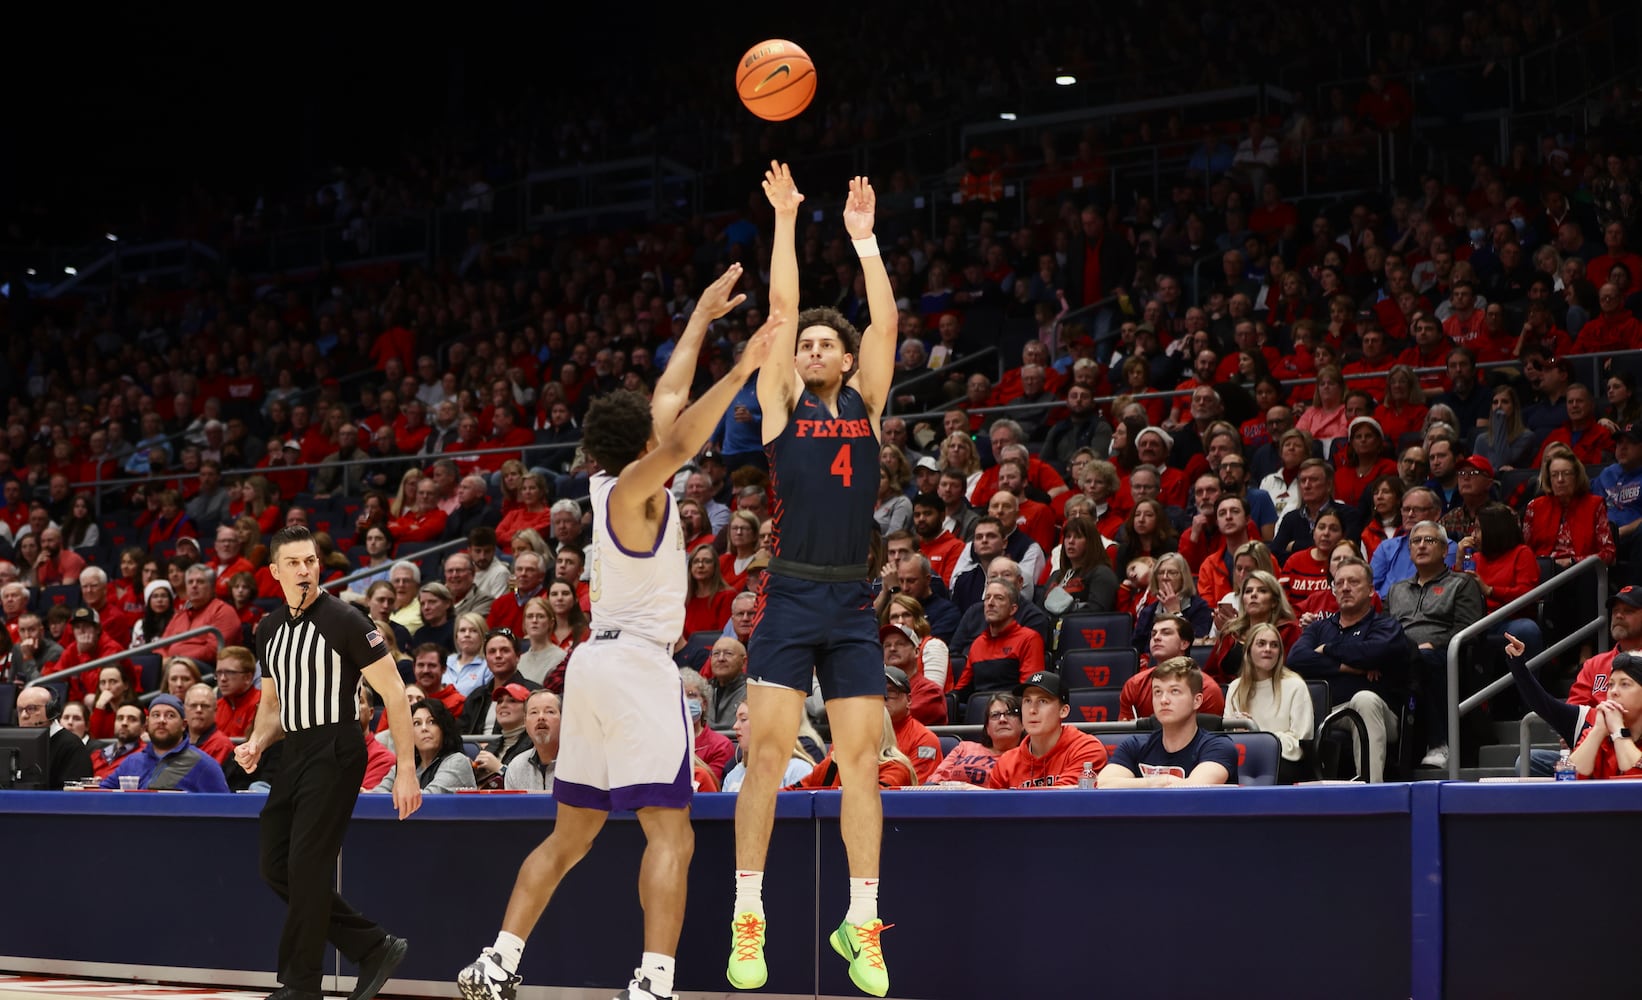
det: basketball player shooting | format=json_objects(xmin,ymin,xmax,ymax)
[
  {"xmin": 727, "ymin": 162, "xmax": 898, "ymax": 998},
  {"xmin": 457, "ymin": 270, "xmax": 783, "ymax": 1000}
]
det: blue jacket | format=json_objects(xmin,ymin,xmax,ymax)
[
  {"xmin": 1287, "ymin": 610, "xmax": 1412, "ymax": 706},
  {"xmin": 99, "ymin": 734, "xmax": 230, "ymax": 793}
]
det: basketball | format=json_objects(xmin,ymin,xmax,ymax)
[{"xmin": 736, "ymin": 39, "xmax": 816, "ymax": 121}]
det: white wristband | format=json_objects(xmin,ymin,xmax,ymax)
[{"xmin": 852, "ymin": 235, "xmax": 880, "ymax": 258}]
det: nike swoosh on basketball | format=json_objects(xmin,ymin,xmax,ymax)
[{"xmin": 755, "ymin": 65, "xmax": 791, "ymax": 92}]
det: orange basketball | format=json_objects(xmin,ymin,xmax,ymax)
[{"xmin": 736, "ymin": 39, "xmax": 816, "ymax": 122}]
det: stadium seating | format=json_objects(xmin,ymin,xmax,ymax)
[
  {"xmin": 1068, "ymin": 689, "xmax": 1122, "ymax": 724},
  {"xmin": 1058, "ymin": 649, "xmax": 1138, "ymax": 691}
]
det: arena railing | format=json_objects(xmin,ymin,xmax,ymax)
[
  {"xmin": 22, "ymin": 625, "xmax": 228, "ymax": 693},
  {"xmin": 887, "ymin": 346, "xmax": 1642, "ymax": 433},
  {"xmin": 1444, "ymin": 554, "xmax": 1608, "ymax": 780},
  {"xmin": 321, "ymin": 537, "xmax": 471, "ymax": 593},
  {"xmin": 1516, "ymin": 712, "xmax": 1553, "ymax": 779},
  {"xmin": 71, "ymin": 439, "xmax": 583, "ymax": 517}
]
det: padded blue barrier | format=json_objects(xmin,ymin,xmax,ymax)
[
  {"xmin": 1439, "ymin": 781, "xmax": 1642, "ymax": 1000},
  {"xmin": 14, "ymin": 782, "xmax": 1634, "ymax": 999},
  {"xmin": 816, "ymin": 785, "xmax": 1413, "ymax": 1000}
]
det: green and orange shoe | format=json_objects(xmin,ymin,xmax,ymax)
[
  {"xmin": 726, "ymin": 911, "xmax": 767, "ymax": 990},
  {"xmin": 829, "ymin": 918, "xmax": 891, "ymax": 997}
]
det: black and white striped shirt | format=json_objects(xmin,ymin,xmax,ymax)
[{"xmin": 255, "ymin": 592, "xmax": 387, "ymax": 732}]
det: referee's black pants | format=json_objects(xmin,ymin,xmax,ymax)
[{"xmin": 259, "ymin": 722, "xmax": 387, "ymax": 993}]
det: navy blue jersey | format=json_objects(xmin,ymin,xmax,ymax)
[{"xmin": 766, "ymin": 385, "xmax": 879, "ymax": 569}]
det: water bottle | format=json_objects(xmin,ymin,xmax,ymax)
[
  {"xmin": 1554, "ymin": 743, "xmax": 1577, "ymax": 782},
  {"xmin": 1078, "ymin": 760, "xmax": 1097, "ymax": 789}
]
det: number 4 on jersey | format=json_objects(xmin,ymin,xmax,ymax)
[{"xmin": 830, "ymin": 444, "xmax": 853, "ymax": 487}]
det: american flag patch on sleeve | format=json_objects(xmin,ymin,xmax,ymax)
[{"xmin": 366, "ymin": 629, "xmax": 385, "ymax": 648}]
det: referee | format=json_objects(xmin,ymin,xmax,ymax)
[{"xmin": 235, "ymin": 526, "xmax": 423, "ymax": 1000}]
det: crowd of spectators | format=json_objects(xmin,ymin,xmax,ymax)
[{"xmin": 7, "ymin": 5, "xmax": 1642, "ymax": 792}]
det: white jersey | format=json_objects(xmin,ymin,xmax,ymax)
[{"xmin": 587, "ymin": 471, "xmax": 687, "ymax": 644}]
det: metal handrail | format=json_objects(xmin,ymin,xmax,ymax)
[
  {"xmin": 322, "ymin": 536, "xmax": 470, "ymax": 593},
  {"xmin": 1516, "ymin": 712, "xmax": 1568, "ymax": 779},
  {"xmin": 24, "ymin": 625, "xmax": 227, "ymax": 690},
  {"xmin": 886, "ymin": 347, "xmax": 1001, "ymax": 416},
  {"xmin": 69, "ymin": 438, "xmax": 582, "ymax": 501},
  {"xmin": 138, "ymin": 673, "xmax": 215, "ymax": 706},
  {"xmin": 1444, "ymin": 555, "xmax": 1608, "ymax": 779}
]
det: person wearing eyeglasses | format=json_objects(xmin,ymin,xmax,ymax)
[
  {"xmin": 212, "ymin": 645, "xmax": 261, "ymax": 738},
  {"xmin": 929, "ymin": 692, "xmax": 1022, "ymax": 787},
  {"xmin": 1369, "ymin": 486, "xmax": 1455, "ymax": 599},
  {"xmin": 1386, "ymin": 521, "xmax": 1484, "ymax": 770}
]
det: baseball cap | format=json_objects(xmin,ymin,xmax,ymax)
[
  {"xmin": 1615, "ymin": 423, "xmax": 1642, "ymax": 443},
  {"xmin": 879, "ymin": 623, "xmax": 918, "ymax": 647},
  {"xmin": 1015, "ymin": 670, "xmax": 1068, "ymax": 703},
  {"xmin": 491, "ymin": 682, "xmax": 532, "ymax": 703},
  {"xmin": 745, "ymin": 552, "xmax": 770, "ymax": 572},
  {"xmin": 884, "ymin": 666, "xmax": 912, "ymax": 693},
  {"xmin": 1610, "ymin": 585, "xmax": 1642, "ymax": 610},
  {"xmin": 915, "ymin": 455, "xmax": 940, "ymax": 472},
  {"xmin": 69, "ymin": 607, "xmax": 100, "ymax": 628},
  {"xmin": 1458, "ymin": 454, "xmax": 1495, "ymax": 478},
  {"xmin": 700, "ymin": 447, "xmax": 724, "ymax": 463},
  {"xmin": 419, "ymin": 582, "xmax": 453, "ymax": 602},
  {"xmin": 283, "ymin": 439, "xmax": 301, "ymax": 451}
]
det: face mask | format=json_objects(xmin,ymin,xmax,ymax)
[
  {"xmin": 687, "ymin": 698, "xmax": 703, "ymax": 722},
  {"xmin": 1469, "ymin": 228, "xmax": 1486, "ymax": 243},
  {"xmin": 1510, "ymin": 217, "xmax": 1527, "ymax": 233}
]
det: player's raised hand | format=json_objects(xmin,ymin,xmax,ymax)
[
  {"xmin": 843, "ymin": 175, "xmax": 876, "ymax": 239},
  {"xmin": 763, "ymin": 161, "xmax": 804, "ymax": 214},
  {"xmin": 694, "ymin": 263, "xmax": 748, "ymax": 322}
]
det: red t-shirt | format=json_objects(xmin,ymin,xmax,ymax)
[
  {"xmin": 1281, "ymin": 548, "xmax": 1333, "ymax": 608},
  {"xmin": 683, "ymin": 590, "xmax": 737, "ymax": 638},
  {"xmin": 892, "ymin": 712, "xmax": 944, "ymax": 783},
  {"xmin": 1574, "ymin": 725, "xmax": 1642, "ymax": 779},
  {"xmin": 921, "ymin": 531, "xmax": 965, "ymax": 585},
  {"xmin": 1119, "ymin": 668, "xmax": 1226, "ymax": 721},
  {"xmin": 985, "ymin": 725, "xmax": 1109, "ymax": 788}
]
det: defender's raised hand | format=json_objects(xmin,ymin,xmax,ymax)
[
  {"xmin": 695, "ymin": 263, "xmax": 748, "ymax": 322},
  {"xmin": 762, "ymin": 161, "xmax": 804, "ymax": 214}
]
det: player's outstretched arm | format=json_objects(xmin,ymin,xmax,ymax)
[
  {"xmin": 616, "ymin": 312, "xmax": 787, "ymax": 510},
  {"xmin": 651, "ymin": 263, "xmax": 748, "ymax": 434},
  {"xmin": 843, "ymin": 175, "xmax": 897, "ymax": 418},
  {"xmin": 758, "ymin": 162, "xmax": 804, "ymax": 430}
]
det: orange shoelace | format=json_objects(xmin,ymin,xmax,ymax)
[
  {"xmin": 733, "ymin": 914, "xmax": 766, "ymax": 960},
  {"xmin": 856, "ymin": 921, "xmax": 893, "ymax": 970}
]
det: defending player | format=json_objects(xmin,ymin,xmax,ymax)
[
  {"xmin": 727, "ymin": 163, "xmax": 898, "ymax": 998},
  {"xmin": 457, "ymin": 268, "xmax": 781, "ymax": 1000}
]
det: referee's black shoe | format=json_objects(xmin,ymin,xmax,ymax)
[
  {"xmin": 349, "ymin": 935, "xmax": 408, "ymax": 1000},
  {"xmin": 265, "ymin": 988, "xmax": 322, "ymax": 1000}
]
